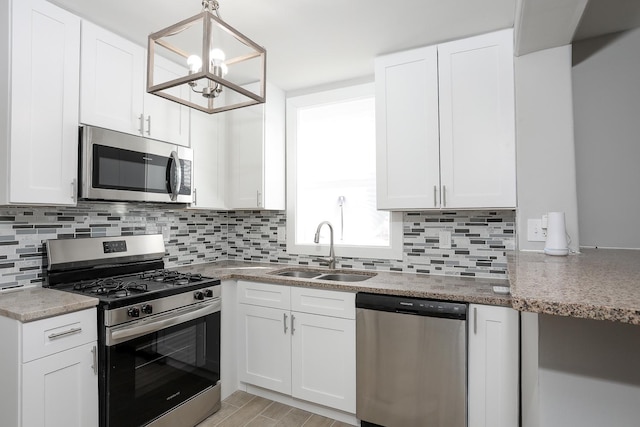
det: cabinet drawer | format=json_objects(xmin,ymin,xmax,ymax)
[
  {"xmin": 22, "ymin": 308, "xmax": 97, "ymax": 363},
  {"xmin": 237, "ymin": 281, "xmax": 290, "ymax": 310},
  {"xmin": 291, "ymin": 287, "xmax": 355, "ymax": 319}
]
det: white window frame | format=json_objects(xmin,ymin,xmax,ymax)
[{"xmin": 286, "ymin": 83, "xmax": 403, "ymax": 260}]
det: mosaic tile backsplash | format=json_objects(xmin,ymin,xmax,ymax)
[
  {"xmin": 0, "ymin": 202, "xmax": 514, "ymax": 289},
  {"xmin": 228, "ymin": 210, "xmax": 515, "ymax": 278},
  {"xmin": 0, "ymin": 202, "xmax": 228, "ymax": 289}
]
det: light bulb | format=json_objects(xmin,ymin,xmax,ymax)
[
  {"xmin": 210, "ymin": 48, "xmax": 226, "ymax": 65},
  {"xmin": 187, "ymin": 55, "xmax": 202, "ymax": 73},
  {"xmin": 220, "ymin": 63, "xmax": 229, "ymax": 77}
]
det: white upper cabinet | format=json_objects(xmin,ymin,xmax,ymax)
[
  {"xmin": 375, "ymin": 46, "xmax": 440, "ymax": 209},
  {"xmin": 227, "ymin": 82, "xmax": 285, "ymax": 210},
  {"xmin": 189, "ymin": 109, "xmax": 227, "ymax": 210},
  {"xmin": 80, "ymin": 21, "xmax": 190, "ymax": 146},
  {"xmin": 376, "ymin": 29, "xmax": 516, "ymax": 210},
  {"xmin": 438, "ymin": 29, "xmax": 516, "ymax": 208},
  {"xmin": 0, "ymin": 0, "xmax": 81, "ymax": 206}
]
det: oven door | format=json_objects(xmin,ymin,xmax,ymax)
[{"xmin": 103, "ymin": 301, "xmax": 220, "ymax": 427}]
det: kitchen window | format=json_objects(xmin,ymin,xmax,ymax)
[{"xmin": 286, "ymin": 83, "xmax": 402, "ymax": 260}]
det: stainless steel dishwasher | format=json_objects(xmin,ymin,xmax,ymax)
[{"xmin": 356, "ymin": 293, "xmax": 467, "ymax": 427}]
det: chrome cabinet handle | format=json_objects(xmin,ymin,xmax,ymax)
[
  {"xmin": 91, "ymin": 345, "xmax": 98, "ymax": 375},
  {"xmin": 291, "ymin": 314, "xmax": 296, "ymax": 336},
  {"xmin": 283, "ymin": 313, "xmax": 288, "ymax": 334},
  {"xmin": 473, "ymin": 307, "xmax": 477, "ymax": 335},
  {"xmin": 169, "ymin": 151, "xmax": 182, "ymax": 201},
  {"xmin": 146, "ymin": 115, "xmax": 152, "ymax": 135},
  {"xmin": 193, "ymin": 188, "xmax": 197, "ymax": 206},
  {"xmin": 138, "ymin": 113, "xmax": 144, "ymax": 134},
  {"xmin": 443, "ymin": 185, "xmax": 447, "ymax": 207},
  {"xmin": 48, "ymin": 327, "xmax": 82, "ymax": 340},
  {"xmin": 433, "ymin": 185, "xmax": 437, "ymax": 207},
  {"xmin": 71, "ymin": 179, "xmax": 77, "ymax": 202},
  {"xmin": 256, "ymin": 190, "xmax": 262, "ymax": 207}
]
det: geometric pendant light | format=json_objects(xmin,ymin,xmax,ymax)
[{"xmin": 147, "ymin": 0, "xmax": 266, "ymax": 114}]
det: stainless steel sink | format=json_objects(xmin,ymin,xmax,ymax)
[
  {"xmin": 315, "ymin": 273, "xmax": 372, "ymax": 282},
  {"xmin": 272, "ymin": 269, "xmax": 374, "ymax": 282},
  {"xmin": 275, "ymin": 270, "xmax": 322, "ymax": 279}
]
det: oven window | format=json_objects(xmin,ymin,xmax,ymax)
[
  {"xmin": 105, "ymin": 313, "xmax": 220, "ymax": 427},
  {"xmin": 93, "ymin": 144, "xmax": 170, "ymax": 194}
]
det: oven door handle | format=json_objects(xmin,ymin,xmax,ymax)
[{"xmin": 107, "ymin": 300, "xmax": 220, "ymax": 346}]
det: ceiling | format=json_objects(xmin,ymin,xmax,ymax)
[
  {"xmin": 49, "ymin": 0, "xmax": 640, "ymax": 93},
  {"xmin": 49, "ymin": 0, "xmax": 516, "ymax": 93},
  {"xmin": 573, "ymin": 0, "xmax": 640, "ymax": 41}
]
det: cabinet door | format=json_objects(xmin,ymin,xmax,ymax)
[
  {"xmin": 468, "ymin": 304, "xmax": 519, "ymax": 427},
  {"xmin": 143, "ymin": 55, "xmax": 190, "ymax": 146},
  {"xmin": 237, "ymin": 304, "xmax": 291, "ymax": 394},
  {"xmin": 227, "ymin": 82, "xmax": 285, "ymax": 210},
  {"xmin": 9, "ymin": 0, "xmax": 80, "ymax": 205},
  {"xmin": 227, "ymin": 101, "xmax": 264, "ymax": 208},
  {"xmin": 80, "ymin": 20, "xmax": 144, "ymax": 136},
  {"xmin": 291, "ymin": 312, "xmax": 356, "ymax": 413},
  {"xmin": 190, "ymin": 109, "xmax": 227, "ymax": 209},
  {"xmin": 375, "ymin": 46, "xmax": 440, "ymax": 210},
  {"xmin": 22, "ymin": 342, "xmax": 98, "ymax": 427},
  {"xmin": 438, "ymin": 29, "xmax": 516, "ymax": 208}
]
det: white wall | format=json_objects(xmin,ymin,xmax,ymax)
[
  {"xmin": 538, "ymin": 314, "xmax": 640, "ymax": 427},
  {"xmin": 514, "ymin": 45, "xmax": 580, "ymax": 252},
  {"xmin": 572, "ymin": 29, "xmax": 640, "ymax": 249}
]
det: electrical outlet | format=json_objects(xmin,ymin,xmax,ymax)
[
  {"xmin": 439, "ymin": 231, "xmax": 452, "ymax": 249},
  {"xmin": 277, "ymin": 227, "xmax": 285, "ymax": 241},
  {"xmin": 527, "ymin": 219, "xmax": 547, "ymax": 242}
]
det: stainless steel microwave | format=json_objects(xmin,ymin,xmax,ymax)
[{"xmin": 79, "ymin": 126, "xmax": 193, "ymax": 203}]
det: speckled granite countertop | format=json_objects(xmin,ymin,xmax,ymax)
[
  {"xmin": 5, "ymin": 248, "xmax": 636, "ymax": 325},
  {"xmin": 508, "ymin": 248, "xmax": 640, "ymax": 325},
  {"xmin": 173, "ymin": 261, "xmax": 512, "ymax": 306},
  {"xmin": 0, "ymin": 287, "xmax": 99, "ymax": 322}
]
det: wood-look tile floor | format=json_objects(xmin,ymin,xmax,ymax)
[{"xmin": 197, "ymin": 391, "xmax": 353, "ymax": 427}]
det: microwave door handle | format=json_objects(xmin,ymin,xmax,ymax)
[{"xmin": 169, "ymin": 151, "xmax": 182, "ymax": 201}]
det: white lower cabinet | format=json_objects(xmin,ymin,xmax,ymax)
[
  {"xmin": 468, "ymin": 304, "xmax": 519, "ymax": 427},
  {"xmin": 290, "ymin": 311, "xmax": 356, "ymax": 412},
  {"xmin": 238, "ymin": 303, "xmax": 292, "ymax": 394},
  {"xmin": 0, "ymin": 308, "xmax": 98, "ymax": 427},
  {"xmin": 22, "ymin": 341, "xmax": 98, "ymax": 426},
  {"xmin": 237, "ymin": 281, "xmax": 356, "ymax": 413}
]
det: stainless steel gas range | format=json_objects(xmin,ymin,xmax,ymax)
[{"xmin": 45, "ymin": 234, "xmax": 221, "ymax": 427}]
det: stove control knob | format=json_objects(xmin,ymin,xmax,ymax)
[
  {"xmin": 204, "ymin": 289, "xmax": 214, "ymax": 298},
  {"xmin": 141, "ymin": 304, "xmax": 153, "ymax": 315},
  {"xmin": 194, "ymin": 291, "xmax": 204, "ymax": 300},
  {"xmin": 127, "ymin": 307, "xmax": 140, "ymax": 318}
]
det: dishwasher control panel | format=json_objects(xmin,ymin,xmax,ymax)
[{"xmin": 356, "ymin": 293, "xmax": 467, "ymax": 320}]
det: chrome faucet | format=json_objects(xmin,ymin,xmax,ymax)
[{"xmin": 314, "ymin": 221, "xmax": 335, "ymax": 269}]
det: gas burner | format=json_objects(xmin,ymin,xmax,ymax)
[
  {"xmin": 92, "ymin": 281, "xmax": 148, "ymax": 298},
  {"xmin": 139, "ymin": 270, "xmax": 202, "ymax": 285},
  {"xmin": 74, "ymin": 277, "xmax": 119, "ymax": 292}
]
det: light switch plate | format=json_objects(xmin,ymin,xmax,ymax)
[{"xmin": 439, "ymin": 231, "xmax": 452, "ymax": 249}]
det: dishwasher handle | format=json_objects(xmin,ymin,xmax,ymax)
[{"xmin": 356, "ymin": 292, "xmax": 467, "ymax": 320}]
